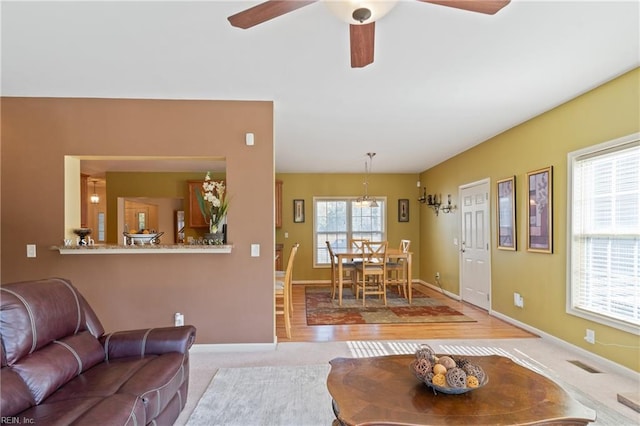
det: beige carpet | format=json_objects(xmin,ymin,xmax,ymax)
[{"xmin": 177, "ymin": 339, "xmax": 640, "ymax": 426}]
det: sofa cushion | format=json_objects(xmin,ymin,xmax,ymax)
[
  {"xmin": 11, "ymin": 332, "xmax": 104, "ymax": 404},
  {"xmin": 17, "ymin": 394, "xmax": 145, "ymax": 426},
  {"xmin": 0, "ymin": 367, "xmax": 34, "ymax": 416},
  {"xmin": 0, "ymin": 278, "xmax": 92, "ymax": 364},
  {"xmin": 46, "ymin": 357, "xmax": 155, "ymax": 401}
]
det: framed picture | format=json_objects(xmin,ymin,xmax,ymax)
[
  {"xmin": 496, "ymin": 176, "xmax": 516, "ymax": 250},
  {"xmin": 398, "ymin": 199, "xmax": 409, "ymax": 222},
  {"xmin": 527, "ymin": 166, "xmax": 553, "ymax": 253},
  {"xmin": 293, "ymin": 199, "xmax": 305, "ymax": 223}
]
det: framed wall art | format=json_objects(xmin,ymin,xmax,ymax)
[
  {"xmin": 398, "ymin": 199, "xmax": 409, "ymax": 222},
  {"xmin": 496, "ymin": 176, "xmax": 516, "ymax": 250},
  {"xmin": 293, "ymin": 199, "xmax": 305, "ymax": 223},
  {"xmin": 527, "ymin": 166, "xmax": 553, "ymax": 253}
]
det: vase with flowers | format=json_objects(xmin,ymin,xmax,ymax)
[{"xmin": 195, "ymin": 172, "xmax": 229, "ymax": 245}]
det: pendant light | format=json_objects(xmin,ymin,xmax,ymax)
[
  {"xmin": 356, "ymin": 152, "xmax": 378, "ymax": 207},
  {"xmin": 90, "ymin": 180, "xmax": 100, "ymax": 204}
]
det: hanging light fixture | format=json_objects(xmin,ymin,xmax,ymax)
[
  {"xmin": 356, "ymin": 152, "xmax": 378, "ymax": 208},
  {"xmin": 90, "ymin": 180, "xmax": 100, "ymax": 204}
]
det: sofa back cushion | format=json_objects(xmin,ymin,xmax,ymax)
[
  {"xmin": 0, "ymin": 278, "xmax": 104, "ymax": 365},
  {"xmin": 12, "ymin": 331, "xmax": 105, "ymax": 404}
]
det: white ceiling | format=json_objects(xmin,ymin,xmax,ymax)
[{"xmin": 2, "ymin": 1, "xmax": 638, "ymax": 173}]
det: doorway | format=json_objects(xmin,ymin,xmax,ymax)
[{"xmin": 459, "ymin": 179, "xmax": 491, "ymax": 311}]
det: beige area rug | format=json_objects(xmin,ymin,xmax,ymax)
[{"xmin": 186, "ymin": 364, "xmax": 334, "ymax": 426}]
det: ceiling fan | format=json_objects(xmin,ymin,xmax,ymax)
[{"xmin": 228, "ymin": 0, "xmax": 511, "ymax": 68}]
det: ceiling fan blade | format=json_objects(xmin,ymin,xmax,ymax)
[
  {"xmin": 418, "ymin": 0, "xmax": 510, "ymax": 15},
  {"xmin": 350, "ymin": 23, "xmax": 375, "ymax": 68},
  {"xmin": 228, "ymin": 0, "xmax": 318, "ymax": 29}
]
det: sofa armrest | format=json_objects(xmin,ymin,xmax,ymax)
[{"xmin": 100, "ymin": 325, "xmax": 196, "ymax": 360}]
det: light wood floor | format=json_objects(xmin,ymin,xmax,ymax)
[{"xmin": 277, "ymin": 283, "xmax": 538, "ymax": 342}]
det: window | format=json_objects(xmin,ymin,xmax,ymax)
[
  {"xmin": 567, "ymin": 133, "xmax": 640, "ymax": 335},
  {"xmin": 314, "ymin": 197, "xmax": 386, "ymax": 267}
]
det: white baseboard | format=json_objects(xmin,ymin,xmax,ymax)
[
  {"xmin": 414, "ymin": 280, "xmax": 461, "ymax": 301},
  {"xmin": 190, "ymin": 342, "xmax": 277, "ymax": 353},
  {"xmin": 490, "ymin": 309, "xmax": 640, "ymax": 378}
]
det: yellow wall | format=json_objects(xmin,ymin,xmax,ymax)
[
  {"xmin": 420, "ymin": 68, "xmax": 640, "ymax": 371},
  {"xmin": 275, "ymin": 173, "xmax": 421, "ymax": 281}
]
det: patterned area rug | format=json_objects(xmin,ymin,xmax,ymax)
[{"xmin": 305, "ymin": 286, "xmax": 476, "ymax": 325}]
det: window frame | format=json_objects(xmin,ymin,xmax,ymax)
[
  {"xmin": 566, "ymin": 132, "xmax": 640, "ymax": 335},
  {"xmin": 313, "ymin": 196, "xmax": 387, "ymax": 268}
]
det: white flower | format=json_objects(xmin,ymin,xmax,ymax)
[{"xmin": 196, "ymin": 171, "xmax": 229, "ymax": 236}]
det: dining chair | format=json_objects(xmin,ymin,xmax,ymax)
[
  {"xmin": 275, "ymin": 243, "xmax": 299, "ymax": 338},
  {"xmin": 349, "ymin": 238, "xmax": 369, "ymax": 264},
  {"xmin": 326, "ymin": 241, "xmax": 356, "ymax": 300},
  {"xmin": 387, "ymin": 239, "xmax": 411, "ymax": 298},
  {"xmin": 354, "ymin": 241, "xmax": 389, "ymax": 306}
]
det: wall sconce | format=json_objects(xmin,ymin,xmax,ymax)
[{"xmin": 418, "ymin": 188, "xmax": 457, "ymax": 216}]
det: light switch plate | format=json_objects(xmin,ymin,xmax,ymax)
[
  {"xmin": 27, "ymin": 244, "xmax": 37, "ymax": 258},
  {"xmin": 251, "ymin": 244, "xmax": 260, "ymax": 257}
]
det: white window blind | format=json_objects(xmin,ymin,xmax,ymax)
[
  {"xmin": 314, "ymin": 198, "xmax": 386, "ymax": 267},
  {"xmin": 568, "ymin": 134, "xmax": 640, "ymax": 334}
]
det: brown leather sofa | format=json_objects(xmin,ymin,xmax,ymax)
[{"xmin": 0, "ymin": 278, "xmax": 196, "ymax": 425}]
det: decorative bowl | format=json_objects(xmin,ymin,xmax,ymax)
[
  {"xmin": 123, "ymin": 232, "xmax": 163, "ymax": 245},
  {"xmin": 73, "ymin": 228, "xmax": 92, "ymax": 238},
  {"xmin": 410, "ymin": 359, "xmax": 488, "ymax": 395}
]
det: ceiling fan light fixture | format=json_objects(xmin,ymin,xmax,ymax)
[
  {"xmin": 352, "ymin": 7, "xmax": 372, "ymax": 23},
  {"xmin": 324, "ymin": 0, "xmax": 398, "ymax": 25}
]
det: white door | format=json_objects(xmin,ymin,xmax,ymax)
[{"xmin": 459, "ymin": 179, "xmax": 491, "ymax": 310}]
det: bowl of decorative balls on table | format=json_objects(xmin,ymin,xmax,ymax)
[{"xmin": 410, "ymin": 344, "xmax": 488, "ymax": 394}]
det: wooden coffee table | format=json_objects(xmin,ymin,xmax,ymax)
[{"xmin": 327, "ymin": 355, "xmax": 596, "ymax": 425}]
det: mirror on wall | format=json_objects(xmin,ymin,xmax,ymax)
[{"xmin": 65, "ymin": 156, "xmax": 225, "ymax": 244}]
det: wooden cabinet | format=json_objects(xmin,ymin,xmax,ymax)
[
  {"xmin": 275, "ymin": 180, "xmax": 283, "ymax": 228},
  {"xmin": 187, "ymin": 181, "xmax": 207, "ymax": 228}
]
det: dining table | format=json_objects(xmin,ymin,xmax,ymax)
[{"xmin": 334, "ymin": 247, "xmax": 413, "ymax": 306}]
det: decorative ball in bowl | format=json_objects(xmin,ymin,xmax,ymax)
[{"xmin": 410, "ymin": 344, "xmax": 488, "ymax": 394}]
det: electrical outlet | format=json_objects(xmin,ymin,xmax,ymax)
[
  {"xmin": 585, "ymin": 329, "xmax": 595, "ymax": 344},
  {"xmin": 435, "ymin": 272, "xmax": 440, "ymax": 280},
  {"xmin": 513, "ymin": 292, "xmax": 524, "ymax": 308},
  {"xmin": 174, "ymin": 313, "xmax": 184, "ymax": 327},
  {"xmin": 26, "ymin": 244, "xmax": 37, "ymax": 258}
]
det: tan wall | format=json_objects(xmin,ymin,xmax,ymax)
[
  {"xmin": 419, "ymin": 68, "xmax": 640, "ymax": 371},
  {"xmin": 275, "ymin": 173, "xmax": 421, "ymax": 281},
  {"xmin": 1, "ymin": 97, "xmax": 275, "ymax": 345}
]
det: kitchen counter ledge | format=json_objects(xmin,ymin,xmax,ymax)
[{"xmin": 53, "ymin": 244, "xmax": 233, "ymax": 255}]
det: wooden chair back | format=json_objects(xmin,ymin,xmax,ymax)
[
  {"xmin": 363, "ymin": 241, "xmax": 388, "ymax": 266},
  {"xmin": 275, "ymin": 243, "xmax": 299, "ymax": 339},
  {"xmin": 349, "ymin": 238, "xmax": 369, "ymax": 252}
]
